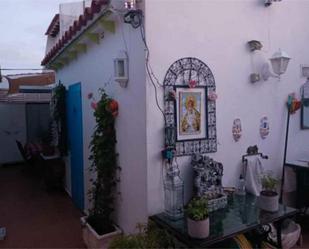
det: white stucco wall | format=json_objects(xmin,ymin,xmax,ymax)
[
  {"xmin": 55, "ymin": 11, "xmax": 148, "ymax": 233},
  {"xmin": 0, "ymin": 103, "xmax": 27, "ymax": 164},
  {"xmin": 46, "ymin": 1, "xmax": 92, "ymax": 56},
  {"xmin": 45, "ymin": 36, "xmax": 59, "ymax": 55},
  {"xmin": 59, "ymin": 1, "xmax": 92, "ymax": 36},
  {"xmin": 144, "ymin": 0, "xmax": 309, "ymax": 215}
]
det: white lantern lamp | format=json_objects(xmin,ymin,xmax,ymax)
[
  {"xmin": 125, "ymin": 0, "xmax": 136, "ymax": 10},
  {"xmin": 114, "ymin": 51, "xmax": 129, "ymax": 88},
  {"xmin": 270, "ymin": 49, "xmax": 291, "ymax": 76},
  {"xmin": 262, "ymin": 49, "xmax": 291, "ymax": 81}
]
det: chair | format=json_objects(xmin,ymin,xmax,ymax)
[
  {"xmin": 16, "ymin": 140, "xmax": 32, "ymax": 163},
  {"xmin": 41, "ymin": 156, "xmax": 65, "ymax": 191}
]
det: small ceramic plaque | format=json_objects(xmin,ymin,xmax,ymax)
[
  {"xmin": 208, "ymin": 91, "xmax": 218, "ymax": 101},
  {"xmin": 260, "ymin": 117, "xmax": 269, "ymax": 139},
  {"xmin": 232, "ymin": 118, "xmax": 242, "ymax": 142}
]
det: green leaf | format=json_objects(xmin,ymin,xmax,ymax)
[{"xmin": 87, "ymin": 89, "xmax": 120, "ymax": 234}]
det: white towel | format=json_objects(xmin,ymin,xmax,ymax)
[{"xmin": 245, "ymin": 156, "xmax": 264, "ymax": 196}]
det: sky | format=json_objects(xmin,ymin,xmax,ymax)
[{"xmin": 0, "ymin": 0, "xmax": 76, "ymax": 74}]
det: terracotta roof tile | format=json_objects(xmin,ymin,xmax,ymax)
[
  {"xmin": 45, "ymin": 14, "xmax": 60, "ymax": 37},
  {"xmin": 42, "ymin": 0, "xmax": 109, "ymax": 66}
]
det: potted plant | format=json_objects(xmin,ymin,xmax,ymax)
[
  {"xmin": 258, "ymin": 172, "xmax": 279, "ymax": 212},
  {"xmin": 81, "ymin": 90, "xmax": 121, "ymax": 248},
  {"xmin": 185, "ymin": 197, "xmax": 210, "ymax": 239}
]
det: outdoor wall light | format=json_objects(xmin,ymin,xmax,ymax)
[
  {"xmin": 248, "ymin": 40, "xmax": 263, "ymax": 83},
  {"xmin": 124, "ymin": 0, "xmax": 136, "ymax": 10},
  {"xmin": 248, "ymin": 40, "xmax": 263, "ymax": 52},
  {"xmin": 301, "ymin": 65, "xmax": 309, "ymax": 79},
  {"xmin": 114, "ymin": 50, "xmax": 129, "ymax": 88},
  {"xmin": 124, "ymin": 0, "xmax": 143, "ymax": 29},
  {"xmin": 262, "ymin": 49, "xmax": 291, "ymax": 81},
  {"xmin": 264, "ymin": 0, "xmax": 282, "ymax": 7}
]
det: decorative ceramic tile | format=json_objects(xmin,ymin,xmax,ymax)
[
  {"xmin": 232, "ymin": 118, "xmax": 242, "ymax": 142},
  {"xmin": 260, "ymin": 117, "xmax": 269, "ymax": 139}
]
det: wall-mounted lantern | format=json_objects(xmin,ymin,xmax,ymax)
[
  {"xmin": 114, "ymin": 50, "xmax": 129, "ymax": 88},
  {"xmin": 248, "ymin": 40, "xmax": 263, "ymax": 52},
  {"xmin": 248, "ymin": 40, "xmax": 263, "ymax": 83},
  {"xmin": 125, "ymin": 0, "xmax": 136, "ymax": 10},
  {"xmin": 264, "ymin": 0, "xmax": 282, "ymax": 7},
  {"xmin": 301, "ymin": 65, "xmax": 309, "ymax": 79},
  {"xmin": 262, "ymin": 49, "xmax": 291, "ymax": 81},
  {"xmin": 270, "ymin": 49, "xmax": 291, "ymax": 76}
]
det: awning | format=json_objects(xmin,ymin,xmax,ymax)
[
  {"xmin": 0, "ymin": 89, "xmax": 51, "ymax": 103},
  {"xmin": 5, "ymin": 72, "xmax": 55, "ymax": 94}
]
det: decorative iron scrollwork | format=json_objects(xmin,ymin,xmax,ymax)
[{"xmin": 163, "ymin": 57, "xmax": 217, "ymax": 156}]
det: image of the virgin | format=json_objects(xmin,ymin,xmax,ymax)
[{"xmin": 180, "ymin": 94, "xmax": 201, "ymax": 135}]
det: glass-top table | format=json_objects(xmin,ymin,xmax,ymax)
[
  {"xmin": 285, "ymin": 159, "xmax": 309, "ymax": 169},
  {"xmin": 151, "ymin": 194, "xmax": 298, "ymax": 248}
]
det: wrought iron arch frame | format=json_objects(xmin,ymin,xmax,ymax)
[{"xmin": 164, "ymin": 57, "xmax": 217, "ymax": 156}]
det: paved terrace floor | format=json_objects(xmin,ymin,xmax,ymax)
[
  {"xmin": 1, "ymin": 164, "xmax": 309, "ymax": 248},
  {"xmin": 0, "ymin": 164, "xmax": 85, "ymax": 248}
]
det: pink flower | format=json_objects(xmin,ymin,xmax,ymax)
[
  {"xmin": 91, "ymin": 101, "xmax": 98, "ymax": 110},
  {"xmin": 112, "ymin": 111, "xmax": 119, "ymax": 118},
  {"xmin": 88, "ymin": 93, "xmax": 93, "ymax": 100},
  {"xmin": 189, "ymin": 80, "xmax": 197, "ymax": 88}
]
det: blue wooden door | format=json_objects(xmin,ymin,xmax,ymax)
[{"xmin": 67, "ymin": 83, "xmax": 84, "ymax": 210}]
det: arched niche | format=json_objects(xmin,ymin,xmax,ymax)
[{"xmin": 163, "ymin": 57, "xmax": 217, "ymax": 156}]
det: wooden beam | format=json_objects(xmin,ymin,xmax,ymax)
[
  {"xmin": 52, "ymin": 62, "xmax": 64, "ymax": 69},
  {"xmin": 67, "ymin": 51, "xmax": 78, "ymax": 60},
  {"xmin": 58, "ymin": 57, "xmax": 69, "ymax": 65},
  {"xmin": 74, "ymin": 43, "xmax": 87, "ymax": 53},
  {"xmin": 47, "ymin": 10, "xmax": 113, "ymax": 66},
  {"xmin": 48, "ymin": 65, "xmax": 58, "ymax": 71},
  {"xmin": 85, "ymin": 32, "xmax": 100, "ymax": 44},
  {"xmin": 99, "ymin": 19, "xmax": 116, "ymax": 34}
]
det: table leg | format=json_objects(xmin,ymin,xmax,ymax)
[{"xmin": 275, "ymin": 220, "xmax": 283, "ymax": 249}]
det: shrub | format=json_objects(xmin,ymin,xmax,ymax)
[
  {"xmin": 109, "ymin": 222, "xmax": 176, "ymax": 249},
  {"xmin": 261, "ymin": 172, "xmax": 278, "ymax": 193},
  {"xmin": 87, "ymin": 89, "xmax": 119, "ymax": 235},
  {"xmin": 185, "ymin": 197, "xmax": 209, "ymax": 221}
]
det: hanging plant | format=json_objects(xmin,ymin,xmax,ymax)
[
  {"xmin": 87, "ymin": 89, "xmax": 120, "ymax": 235},
  {"xmin": 50, "ymin": 82, "xmax": 68, "ymax": 156}
]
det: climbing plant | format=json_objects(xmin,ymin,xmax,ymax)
[
  {"xmin": 50, "ymin": 82, "xmax": 67, "ymax": 156},
  {"xmin": 87, "ymin": 89, "xmax": 119, "ymax": 235}
]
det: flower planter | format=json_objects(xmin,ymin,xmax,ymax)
[
  {"xmin": 187, "ymin": 217, "xmax": 210, "ymax": 239},
  {"xmin": 81, "ymin": 217, "xmax": 122, "ymax": 249},
  {"xmin": 208, "ymin": 194, "xmax": 228, "ymax": 212},
  {"xmin": 258, "ymin": 191, "xmax": 279, "ymax": 212}
]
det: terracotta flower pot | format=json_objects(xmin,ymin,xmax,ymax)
[
  {"xmin": 187, "ymin": 217, "xmax": 210, "ymax": 239},
  {"xmin": 258, "ymin": 191, "xmax": 279, "ymax": 212},
  {"xmin": 81, "ymin": 217, "xmax": 122, "ymax": 249}
]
